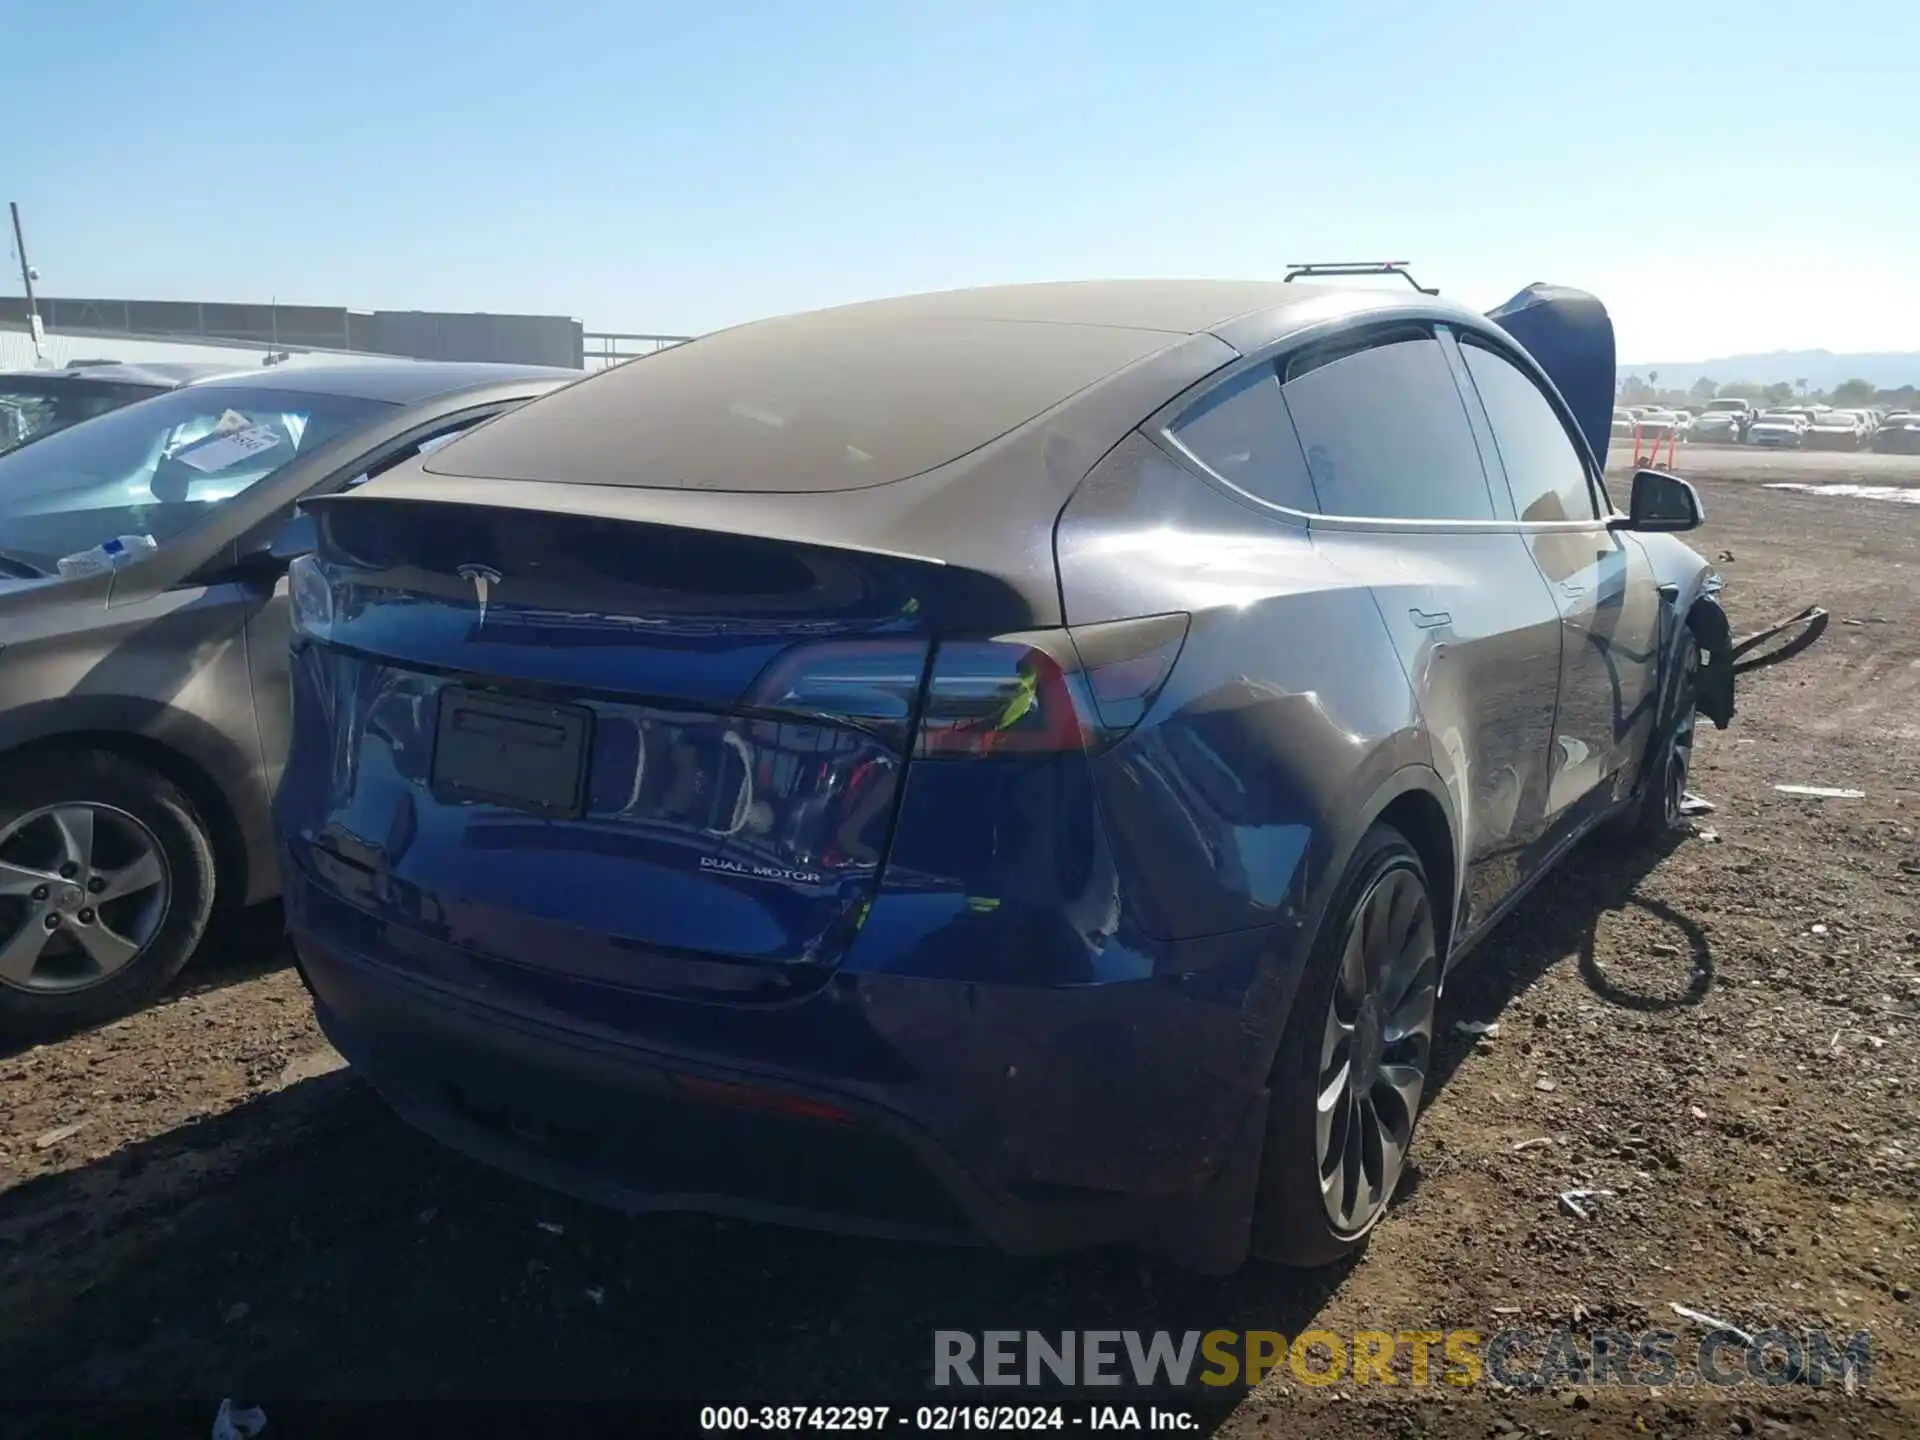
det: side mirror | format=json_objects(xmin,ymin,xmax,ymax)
[
  {"xmin": 269, "ymin": 509, "xmax": 319, "ymax": 561},
  {"xmin": 1613, "ymin": 468, "xmax": 1704, "ymax": 533},
  {"xmin": 234, "ymin": 510, "xmax": 317, "ymax": 574}
]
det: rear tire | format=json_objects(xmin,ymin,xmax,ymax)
[
  {"xmin": 1253, "ymin": 825, "xmax": 1438, "ymax": 1267},
  {"xmin": 0, "ymin": 750, "xmax": 216, "ymax": 1036}
]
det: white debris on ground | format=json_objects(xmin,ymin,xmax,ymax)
[{"xmin": 1764, "ymin": 483, "xmax": 1920, "ymax": 504}]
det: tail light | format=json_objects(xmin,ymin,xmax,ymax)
[
  {"xmin": 912, "ymin": 635, "xmax": 1088, "ymax": 757},
  {"xmin": 1069, "ymin": 612, "xmax": 1192, "ymax": 733},
  {"xmin": 740, "ymin": 614, "xmax": 1189, "ymax": 759},
  {"xmin": 916, "ymin": 613, "xmax": 1190, "ymax": 759},
  {"xmin": 741, "ymin": 639, "xmax": 931, "ymax": 749}
]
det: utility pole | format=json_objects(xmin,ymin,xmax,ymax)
[{"xmin": 9, "ymin": 202, "xmax": 45, "ymax": 364}]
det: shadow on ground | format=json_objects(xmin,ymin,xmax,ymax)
[
  {"xmin": 1431, "ymin": 826, "xmax": 1712, "ymax": 1085},
  {"xmin": 0, "ymin": 833, "xmax": 1714, "ymax": 1424},
  {"xmin": 178, "ymin": 902, "xmax": 295, "ymax": 1000}
]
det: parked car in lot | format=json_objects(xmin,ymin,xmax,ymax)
[
  {"xmin": 277, "ymin": 279, "xmax": 1728, "ymax": 1272},
  {"xmin": 1611, "ymin": 406, "xmax": 1636, "ymax": 441},
  {"xmin": 1872, "ymin": 412, "xmax": 1920, "ymax": 454},
  {"xmin": 1748, "ymin": 412, "xmax": 1809, "ymax": 448},
  {"xmin": 1803, "ymin": 409, "xmax": 1869, "ymax": 450},
  {"xmin": 1698, "ymin": 397, "xmax": 1757, "ymax": 441},
  {"xmin": 0, "ymin": 361, "xmax": 573, "ymax": 1032},
  {"xmin": 1686, "ymin": 410, "xmax": 1743, "ymax": 444},
  {"xmin": 0, "ymin": 362, "xmax": 240, "ymax": 456},
  {"xmin": 1633, "ymin": 408, "xmax": 1683, "ymax": 442}
]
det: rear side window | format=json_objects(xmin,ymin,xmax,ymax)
[
  {"xmin": 1278, "ymin": 335, "xmax": 1495, "ymax": 521},
  {"xmin": 1165, "ymin": 363, "xmax": 1319, "ymax": 512},
  {"xmin": 1459, "ymin": 340, "xmax": 1600, "ymax": 523}
]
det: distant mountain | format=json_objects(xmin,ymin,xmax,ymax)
[{"xmin": 1617, "ymin": 350, "xmax": 1920, "ymax": 391}]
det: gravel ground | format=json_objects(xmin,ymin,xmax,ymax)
[{"xmin": 2, "ymin": 457, "xmax": 1918, "ymax": 1437}]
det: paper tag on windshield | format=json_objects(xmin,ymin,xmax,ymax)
[{"xmin": 176, "ymin": 424, "xmax": 283, "ymax": 473}]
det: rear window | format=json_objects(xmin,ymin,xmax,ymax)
[
  {"xmin": 0, "ymin": 378, "xmax": 163, "ymax": 455},
  {"xmin": 426, "ymin": 314, "xmax": 1174, "ymax": 493}
]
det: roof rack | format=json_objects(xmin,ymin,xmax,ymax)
[{"xmin": 1282, "ymin": 261, "xmax": 1438, "ymax": 296}]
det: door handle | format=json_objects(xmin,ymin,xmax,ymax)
[
  {"xmin": 1559, "ymin": 582, "xmax": 1589, "ymax": 598},
  {"xmin": 1410, "ymin": 608, "xmax": 1452, "ymax": 630}
]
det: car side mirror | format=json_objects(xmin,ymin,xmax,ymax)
[
  {"xmin": 269, "ymin": 509, "xmax": 319, "ymax": 561},
  {"xmin": 1613, "ymin": 468, "xmax": 1704, "ymax": 533},
  {"xmin": 234, "ymin": 510, "xmax": 318, "ymax": 574}
]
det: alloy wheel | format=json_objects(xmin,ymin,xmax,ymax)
[
  {"xmin": 1316, "ymin": 864, "xmax": 1438, "ymax": 1234},
  {"xmin": 0, "ymin": 803, "xmax": 171, "ymax": 993}
]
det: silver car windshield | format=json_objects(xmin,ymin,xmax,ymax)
[{"xmin": 0, "ymin": 385, "xmax": 394, "ymax": 576}]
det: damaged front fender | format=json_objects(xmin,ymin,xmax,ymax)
[
  {"xmin": 1677, "ymin": 577, "xmax": 1829, "ymax": 733},
  {"xmin": 1689, "ymin": 589, "xmax": 1737, "ymax": 729}
]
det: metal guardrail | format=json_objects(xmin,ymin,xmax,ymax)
[
  {"xmin": 5, "ymin": 319, "xmax": 697, "ymax": 374},
  {"xmin": 0, "ymin": 321, "xmax": 369, "ymax": 372},
  {"xmin": 582, "ymin": 331, "xmax": 693, "ymax": 369}
]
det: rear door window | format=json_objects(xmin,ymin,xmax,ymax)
[
  {"xmin": 1278, "ymin": 333, "xmax": 1497, "ymax": 521},
  {"xmin": 1457, "ymin": 339, "xmax": 1601, "ymax": 523},
  {"xmin": 1165, "ymin": 363, "xmax": 1319, "ymax": 512}
]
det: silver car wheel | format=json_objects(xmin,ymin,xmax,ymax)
[
  {"xmin": 0, "ymin": 803, "xmax": 171, "ymax": 993},
  {"xmin": 1316, "ymin": 864, "xmax": 1438, "ymax": 1234}
]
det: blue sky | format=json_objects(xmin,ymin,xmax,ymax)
[{"xmin": 3, "ymin": 0, "xmax": 1914, "ymax": 361}]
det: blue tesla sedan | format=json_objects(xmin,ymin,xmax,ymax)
[{"xmin": 274, "ymin": 278, "xmax": 1729, "ymax": 1271}]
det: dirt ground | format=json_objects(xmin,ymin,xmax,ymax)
[{"xmin": 3, "ymin": 454, "xmax": 1919, "ymax": 1438}]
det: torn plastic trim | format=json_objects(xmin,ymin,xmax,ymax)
[
  {"xmin": 1686, "ymin": 593, "xmax": 1830, "ymax": 733},
  {"xmin": 1728, "ymin": 604, "xmax": 1829, "ymax": 676}
]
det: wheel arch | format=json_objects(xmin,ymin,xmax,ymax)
[
  {"xmin": 1257, "ymin": 760, "xmax": 1461, "ymax": 1075},
  {"xmin": 1346, "ymin": 766, "xmax": 1459, "ymax": 958},
  {"xmin": 1245, "ymin": 764, "xmax": 1458, "ymax": 1266},
  {"xmin": 1370, "ymin": 784, "xmax": 1459, "ymax": 964},
  {"xmin": 0, "ymin": 706, "xmax": 253, "ymax": 913}
]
